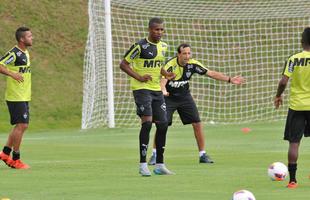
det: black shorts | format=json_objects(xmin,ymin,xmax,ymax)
[
  {"xmin": 7, "ymin": 101, "xmax": 30, "ymax": 125},
  {"xmin": 284, "ymin": 108, "xmax": 310, "ymax": 142},
  {"xmin": 132, "ymin": 89, "xmax": 167, "ymax": 123},
  {"xmin": 165, "ymin": 93, "xmax": 200, "ymax": 126}
]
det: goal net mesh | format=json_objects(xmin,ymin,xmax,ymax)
[{"xmin": 82, "ymin": 0, "xmax": 310, "ymax": 129}]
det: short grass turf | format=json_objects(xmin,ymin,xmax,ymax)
[{"xmin": 0, "ymin": 121, "xmax": 309, "ymax": 200}]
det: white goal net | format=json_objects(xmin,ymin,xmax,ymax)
[{"xmin": 82, "ymin": 0, "xmax": 310, "ymax": 129}]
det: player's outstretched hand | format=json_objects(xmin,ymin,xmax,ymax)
[
  {"xmin": 231, "ymin": 75, "xmax": 245, "ymax": 85},
  {"xmin": 139, "ymin": 74, "xmax": 152, "ymax": 82},
  {"xmin": 274, "ymin": 96, "xmax": 282, "ymax": 109}
]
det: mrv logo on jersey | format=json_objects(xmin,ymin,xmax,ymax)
[
  {"xmin": 144, "ymin": 60, "xmax": 162, "ymax": 68},
  {"xmin": 289, "ymin": 58, "xmax": 310, "ymax": 67},
  {"xmin": 19, "ymin": 66, "xmax": 31, "ymax": 73},
  {"xmin": 288, "ymin": 57, "xmax": 310, "ymax": 72},
  {"xmin": 168, "ymin": 80, "xmax": 189, "ymax": 88}
]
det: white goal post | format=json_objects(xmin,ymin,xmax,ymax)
[{"xmin": 82, "ymin": 0, "xmax": 310, "ymax": 129}]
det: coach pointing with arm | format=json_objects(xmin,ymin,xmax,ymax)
[{"xmin": 149, "ymin": 43, "xmax": 245, "ymax": 165}]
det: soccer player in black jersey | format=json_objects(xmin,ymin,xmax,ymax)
[
  {"xmin": 274, "ymin": 27, "xmax": 310, "ymax": 189},
  {"xmin": 148, "ymin": 43, "xmax": 245, "ymax": 165},
  {"xmin": 0, "ymin": 27, "xmax": 33, "ymax": 169},
  {"xmin": 120, "ymin": 18, "xmax": 175, "ymax": 176}
]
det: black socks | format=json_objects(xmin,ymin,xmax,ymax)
[
  {"xmin": 139, "ymin": 121, "xmax": 152, "ymax": 163},
  {"xmin": 2, "ymin": 146, "xmax": 20, "ymax": 161},
  {"xmin": 155, "ymin": 122, "xmax": 168, "ymax": 164},
  {"xmin": 13, "ymin": 151, "xmax": 20, "ymax": 161},
  {"xmin": 2, "ymin": 146, "xmax": 12, "ymax": 156},
  {"xmin": 288, "ymin": 163, "xmax": 297, "ymax": 183}
]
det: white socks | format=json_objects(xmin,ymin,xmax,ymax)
[
  {"xmin": 199, "ymin": 150, "xmax": 206, "ymax": 157},
  {"xmin": 140, "ymin": 162, "xmax": 147, "ymax": 168}
]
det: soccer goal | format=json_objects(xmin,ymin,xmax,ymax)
[{"xmin": 82, "ymin": 0, "xmax": 310, "ymax": 129}]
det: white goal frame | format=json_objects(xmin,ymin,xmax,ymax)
[{"xmin": 82, "ymin": 0, "xmax": 310, "ymax": 129}]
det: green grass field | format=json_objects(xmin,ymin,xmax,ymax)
[
  {"xmin": 1, "ymin": 121, "xmax": 310, "ymax": 200},
  {"xmin": 0, "ymin": 0, "xmax": 88, "ymax": 131}
]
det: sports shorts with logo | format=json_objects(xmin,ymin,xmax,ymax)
[
  {"xmin": 132, "ymin": 89, "xmax": 167, "ymax": 123},
  {"xmin": 284, "ymin": 108, "xmax": 310, "ymax": 142},
  {"xmin": 165, "ymin": 93, "xmax": 200, "ymax": 126},
  {"xmin": 6, "ymin": 101, "xmax": 30, "ymax": 125}
]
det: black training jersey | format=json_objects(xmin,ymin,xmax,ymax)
[
  {"xmin": 163, "ymin": 57, "xmax": 208, "ymax": 96},
  {"xmin": 124, "ymin": 38, "xmax": 167, "ymax": 91}
]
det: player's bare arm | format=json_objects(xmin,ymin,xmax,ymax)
[
  {"xmin": 274, "ymin": 75, "xmax": 289, "ymax": 109},
  {"xmin": 120, "ymin": 59, "xmax": 152, "ymax": 82},
  {"xmin": 207, "ymin": 70, "xmax": 245, "ymax": 85},
  {"xmin": 160, "ymin": 78, "xmax": 169, "ymax": 96},
  {"xmin": 0, "ymin": 64, "xmax": 23, "ymax": 83},
  {"xmin": 160, "ymin": 68, "xmax": 175, "ymax": 80}
]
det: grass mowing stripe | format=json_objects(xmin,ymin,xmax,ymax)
[{"xmin": 0, "ymin": 121, "xmax": 309, "ymax": 200}]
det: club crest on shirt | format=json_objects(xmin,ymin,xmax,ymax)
[
  {"xmin": 142, "ymin": 43, "xmax": 150, "ymax": 49},
  {"xmin": 16, "ymin": 51, "xmax": 22, "ymax": 57},
  {"xmin": 186, "ymin": 71, "xmax": 192, "ymax": 78},
  {"xmin": 187, "ymin": 64, "xmax": 193, "ymax": 69}
]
